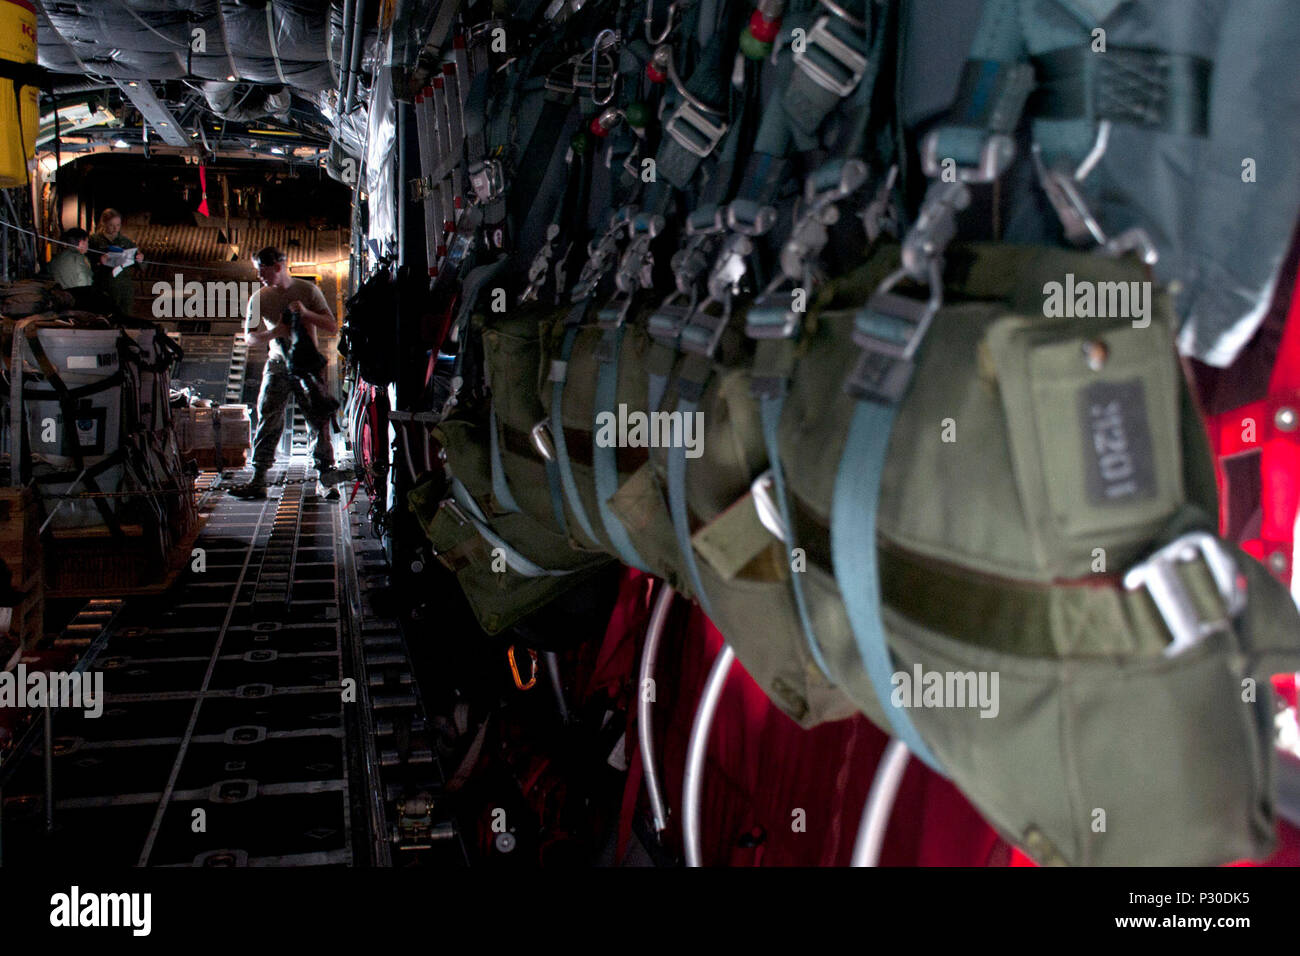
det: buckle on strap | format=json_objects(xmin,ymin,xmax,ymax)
[
  {"xmin": 468, "ymin": 158, "xmax": 506, "ymax": 205},
  {"xmin": 746, "ymin": 290, "xmax": 802, "ymax": 340},
  {"xmin": 647, "ymin": 298, "xmax": 694, "ymax": 348},
  {"xmin": 571, "ymin": 207, "xmax": 636, "ymax": 301},
  {"xmin": 775, "ymin": 159, "xmax": 872, "ymax": 289},
  {"xmin": 705, "ymin": 203, "xmax": 774, "ymax": 300},
  {"xmin": 679, "ymin": 304, "xmax": 730, "ymax": 358},
  {"xmin": 845, "ymin": 262, "xmax": 942, "ymax": 403},
  {"xmin": 612, "ymin": 212, "xmax": 665, "ymax": 297},
  {"xmin": 1123, "ymin": 532, "xmax": 1247, "ymax": 658},
  {"xmin": 793, "ymin": 15, "xmax": 869, "ymax": 97},
  {"xmin": 919, "ymin": 130, "xmax": 1016, "ymax": 184},
  {"xmin": 665, "ymin": 99, "xmax": 728, "ymax": 158}
]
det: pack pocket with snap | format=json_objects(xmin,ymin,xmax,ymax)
[{"xmin": 984, "ymin": 312, "xmax": 1185, "ymax": 578}]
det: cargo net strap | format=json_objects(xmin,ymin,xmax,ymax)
[
  {"xmin": 20, "ymin": 323, "xmax": 132, "ymax": 539},
  {"xmin": 118, "ymin": 320, "xmax": 185, "ymax": 374}
]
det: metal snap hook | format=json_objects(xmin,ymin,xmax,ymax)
[
  {"xmin": 591, "ymin": 29, "xmax": 620, "ymax": 106},
  {"xmin": 530, "ymin": 420, "xmax": 557, "ymax": 462},
  {"xmin": 644, "ymin": 0, "xmax": 680, "ymax": 44},
  {"xmin": 664, "ymin": 47, "xmax": 727, "ymax": 117}
]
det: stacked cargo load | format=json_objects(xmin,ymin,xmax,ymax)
[{"xmin": 0, "ymin": 298, "xmax": 200, "ymax": 596}]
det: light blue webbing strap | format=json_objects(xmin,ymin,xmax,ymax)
[
  {"xmin": 543, "ymin": 452, "xmax": 569, "ymax": 538},
  {"xmin": 450, "ymin": 476, "xmax": 575, "ymax": 578},
  {"xmin": 488, "ymin": 403, "xmax": 521, "ymax": 514},
  {"xmin": 647, "ymin": 371, "xmax": 670, "ymax": 416},
  {"xmin": 667, "ymin": 392, "xmax": 712, "ymax": 616},
  {"xmin": 593, "ymin": 327, "xmax": 651, "ymax": 572},
  {"xmin": 550, "ymin": 324, "xmax": 602, "ymax": 546},
  {"xmin": 830, "ymin": 398, "xmax": 945, "ymax": 774},
  {"xmin": 759, "ymin": 392, "xmax": 834, "ymax": 680}
]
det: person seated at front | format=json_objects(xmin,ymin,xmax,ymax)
[{"xmin": 50, "ymin": 227, "xmax": 93, "ymax": 291}]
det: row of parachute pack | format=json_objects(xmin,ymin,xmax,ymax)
[{"xmin": 338, "ymin": 0, "xmax": 1300, "ymax": 866}]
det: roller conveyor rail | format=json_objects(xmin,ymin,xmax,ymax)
[{"xmin": 0, "ymin": 463, "xmax": 466, "ymax": 868}]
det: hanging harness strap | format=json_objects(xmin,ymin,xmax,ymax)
[
  {"xmin": 742, "ymin": 0, "xmax": 894, "ymax": 675},
  {"xmin": 665, "ymin": 352, "xmax": 715, "ymax": 612},
  {"xmin": 782, "ymin": 0, "xmax": 871, "ymax": 143},
  {"xmin": 549, "ymin": 313, "xmax": 604, "ymax": 546},
  {"xmin": 831, "ymin": 388, "xmax": 943, "ymax": 772},
  {"xmin": 488, "ymin": 402, "xmax": 522, "ymax": 514},
  {"xmin": 827, "ymin": 177, "xmax": 973, "ymax": 776},
  {"xmin": 449, "ymin": 476, "xmax": 577, "ymax": 577},
  {"xmin": 655, "ymin": 23, "xmax": 734, "ymax": 190},
  {"xmin": 591, "ymin": 323, "xmax": 652, "ymax": 572}
]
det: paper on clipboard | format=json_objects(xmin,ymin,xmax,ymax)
[{"xmin": 103, "ymin": 246, "xmax": 138, "ymax": 277}]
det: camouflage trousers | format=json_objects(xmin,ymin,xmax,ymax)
[{"xmin": 251, "ymin": 360, "xmax": 335, "ymax": 473}]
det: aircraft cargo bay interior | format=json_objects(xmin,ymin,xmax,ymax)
[{"xmin": 0, "ymin": 0, "xmax": 1298, "ymax": 916}]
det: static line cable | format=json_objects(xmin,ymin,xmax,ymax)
[
  {"xmin": 683, "ymin": 642, "xmax": 735, "ymax": 867},
  {"xmin": 638, "ymin": 582, "xmax": 675, "ymax": 834},
  {"xmin": 849, "ymin": 737, "xmax": 910, "ymax": 867}
]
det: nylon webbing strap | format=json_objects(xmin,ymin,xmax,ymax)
[
  {"xmin": 452, "ymin": 35, "xmax": 471, "ymax": 205},
  {"xmin": 431, "ymin": 78, "xmax": 458, "ymax": 237},
  {"xmin": 656, "ymin": 12, "xmax": 735, "ymax": 189},
  {"xmin": 415, "ymin": 91, "xmax": 443, "ymax": 272},
  {"xmin": 935, "ymin": 0, "xmax": 1034, "ymax": 170},
  {"xmin": 264, "ymin": 3, "xmax": 289, "ymax": 85},
  {"xmin": 426, "ymin": 0, "xmax": 468, "ymax": 56},
  {"xmin": 488, "ymin": 403, "xmax": 521, "ymax": 514},
  {"xmin": 946, "ymin": 58, "xmax": 1037, "ymax": 133},
  {"xmin": 1030, "ymin": 46, "xmax": 1212, "ymax": 136},
  {"xmin": 31, "ymin": 446, "xmax": 125, "ymax": 487},
  {"xmin": 511, "ymin": 94, "xmax": 575, "ymax": 248},
  {"xmin": 647, "ymin": 369, "xmax": 670, "ymax": 415},
  {"xmin": 450, "ymin": 476, "xmax": 574, "ymax": 577},
  {"xmin": 592, "ymin": 326, "xmax": 650, "ymax": 572},
  {"xmin": 930, "ymin": 56, "xmax": 1035, "ymax": 168},
  {"xmin": 759, "ymin": 393, "xmax": 832, "ymax": 679},
  {"xmin": 544, "ymin": 451, "xmax": 569, "ymax": 537},
  {"xmin": 668, "ymin": 394, "xmax": 711, "ymax": 615},
  {"xmin": 783, "ymin": 2, "xmax": 870, "ymax": 141},
  {"xmin": 550, "ymin": 324, "xmax": 602, "ymax": 546},
  {"xmin": 464, "ymin": 39, "xmax": 491, "ymax": 162},
  {"xmin": 441, "ymin": 63, "xmax": 467, "ymax": 205},
  {"xmin": 830, "ymin": 399, "xmax": 944, "ymax": 773}
]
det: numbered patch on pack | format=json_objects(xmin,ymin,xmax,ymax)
[{"xmin": 1079, "ymin": 380, "xmax": 1156, "ymax": 505}]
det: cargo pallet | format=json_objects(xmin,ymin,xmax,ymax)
[{"xmin": 0, "ymin": 488, "xmax": 44, "ymax": 660}]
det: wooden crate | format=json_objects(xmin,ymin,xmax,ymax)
[
  {"xmin": 176, "ymin": 406, "xmax": 252, "ymax": 462},
  {"xmin": 184, "ymin": 445, "xmax": 250, "ymax": 469},
  {"xmin": 45, "ymin": 523, "xmax": 165, "ymax": 596},
  {"xmin": 45, "ymin": 512, "xmax": 204, "ymax": 599}
]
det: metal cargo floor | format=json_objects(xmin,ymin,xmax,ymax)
[{"xmin": 0, "ymin": 463, "xmax": 465, "ymax": 868}]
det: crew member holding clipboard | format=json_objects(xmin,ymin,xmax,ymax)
[{"xmin": 89, "ymin": 207, "xmax": 144, "ymax": 318}]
